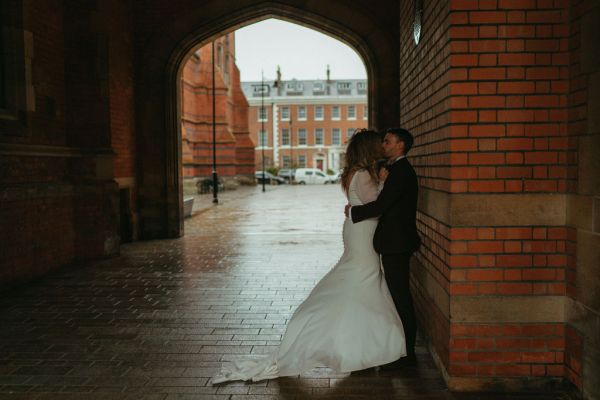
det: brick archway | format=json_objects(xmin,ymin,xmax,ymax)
[
  {"xmin": 3, "ymin": 0, "xmax": 600, "ymax": 396},
  {"xmin": 135, "ymin": 1, "xmax": 400, "ymax": 240}
]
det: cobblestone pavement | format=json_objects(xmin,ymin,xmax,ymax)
[{"xmin": 0, "ymin": 185, "xmax": 573, "ymax": 399}]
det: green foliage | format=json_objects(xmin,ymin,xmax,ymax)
[
  {"xmin": 326, "ymin": 169, "xmax": 335, "ymax": 175},
  {"xmin": 267, "ymin": 166, "xmax": 279, "ymax": 176}
]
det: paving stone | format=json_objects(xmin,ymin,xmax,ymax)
[{"xmin": 0, "ymin": 186, "xmax": 574, "ymax": 399}]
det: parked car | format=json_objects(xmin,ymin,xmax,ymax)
[
  {"xmin": 294, "ymin": 168, "xmax": 328, "ymax": 184},
  {"xmin": 255, "ymin": 171, "xmax": 286, "ymax": 185},
  {"xmin": 277, "ymin": 168, "xmax": 296, "ymax": 182},
  {"xmin": 325, "ymin": 171, "xmax": 342, "ymax": 184}
]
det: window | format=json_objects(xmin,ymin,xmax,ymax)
[
  {"xmin": 347, "ymin": 105, "xmax": 356, "ymax": 120},
  {"xmin": 281, "ymin": 128, "xmax": 290, "ymax": 146},
  {"xmin": 331, "ymin": 105, "xmax": 340, "ymax": 120},
  {"xmin": 332, "ymin": 129, "xmax": 341, "ymax": 145},
  {"xmin": 285, "ymin": 80, "xmax": 304, "ymax": 96},
  {"xmin": 286, "ymin": 81, "xmax": 304, "ymax": 91},
  {"xmin": 363, "ymin": 105, "xmax": 368, "ymax": 120},
  {"xmin": 357, "ymin": 81, "xmax": 367, "ymax": 91},
  {"xmin": 347, "ymin": 128, "xmax": 354, "ymax": 139},
  {"xmin": 313, "ymin": 82, "xmax": 324, "ymax": 92},
  {"xmin": 282, "ymin": 156, "xmax": 291, "ymax": 168},
  {"xmin": 314, "ymin": 105, "xmax": 323, "ymax": 120},
  {"xmin": 281, "ymin": 106, "xmax": 289, "ymax": 120},
  {"xmin": 298, "ymin": 155, "xmax": 306, "ymax": 167},
  {"xmin": 337, "ymin": 82, "xmax": 351, "ymax": 90},
  {"xmin": 252, "ymin": 84, "xmax": 269, "ymax": 96},
  {"xmin": 258, "ymin": 129, "xmax": 268, "ymax": 147},
  {"xmin": 298, "ymin": 106, "xmax": 307, "ymax": 120},
  {"xmin": 0, "ymin": 0, "xmax": 27, "ymax": 123},
  {"xmin": 217, "ymin": 45, "xmax": 223, "ymax": 67},
  {"xmin": 298, "ymin": 128, "xmax": 307, "ymax": 145},
  {"xmin": 258, "ymin": 106, "xmax": 267, "ymax": 122},
  {"xmin": 315, "ymin": 128, "xmax": 324, "ymax": 145}
]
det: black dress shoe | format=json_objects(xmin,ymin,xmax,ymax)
[{"xmin": 379, "ymin": 354, "xmax": 417, "ymax": 371}]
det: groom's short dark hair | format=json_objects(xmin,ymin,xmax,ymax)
[{"xmin": 385, "ymin": 128, "xmax": 414, "ymax": 154}]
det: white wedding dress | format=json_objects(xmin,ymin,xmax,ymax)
[{"xmin": 212, "ymin": 170, "xmax": 406, "ymax": 384}]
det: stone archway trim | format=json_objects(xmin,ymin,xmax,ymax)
[{"xmin": 162, "ymin": 2, "xmax": 383, "ymax": 237}]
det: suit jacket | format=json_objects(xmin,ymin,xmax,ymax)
[{"xmin": 351, "ymin": 157, "xmax": 421, "ymax": 255}]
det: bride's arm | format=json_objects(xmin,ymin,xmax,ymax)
[{"xmin": 355, "ymin": 170, "xmax": 380, "ymax": 204}]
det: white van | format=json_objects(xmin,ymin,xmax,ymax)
[{"xmin": 294, "ymin": 168, "xmax": 328, "ymax": 184}]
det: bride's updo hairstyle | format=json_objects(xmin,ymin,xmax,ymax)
[{"xmin": 341, "ymin": 129, "xmax": 383, "ymax": 193}]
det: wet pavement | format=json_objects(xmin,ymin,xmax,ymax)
[{"xmin": 0, "ymin": 185, "xmax": 574, "ymax": 399}]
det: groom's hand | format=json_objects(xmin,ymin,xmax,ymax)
[{"xmin": 344, "ymin": 204, "xmax": 351, "ymax": 218}]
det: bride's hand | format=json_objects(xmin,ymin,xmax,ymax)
[
  {"xmin": 344, "ymin": 204, "xmax": 351, "ymax": 218},
  {"xmin": 379, "ymin": 167, "xmax": 389, "ymax": 181}
]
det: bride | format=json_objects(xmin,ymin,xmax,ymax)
[{"xmin": 212, "ymin": 129, "xmax": 406, "ymax": 384}]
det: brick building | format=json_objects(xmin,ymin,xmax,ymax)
[
  {"xmin": 241, "ymin": 74, "xmax": 367, "ymax": 172},
  {"xmin": 181, "ymin": 33, "xmax": 254, "ymax": 188},
  {"xmin": 2, "ymin": 1, "xmax": 600, "ymax": 398}
]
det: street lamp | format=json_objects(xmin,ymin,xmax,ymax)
[
  {"xmin": 211, "ymin": 41, "xmax": 218, "ymax": 204},
  {"xmin": 289, "ymin": 112, "xmax": 294, "ymax": 183},
  {"xmin": 261, "ymin": 71, "xmax": 266, "ymax": 193}
]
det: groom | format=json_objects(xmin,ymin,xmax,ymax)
[{"xmin": 345, "ymin": 127, "xmax": 421, "ymax": 369}]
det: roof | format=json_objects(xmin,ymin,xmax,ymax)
[{"xmin": 241, "ymin": 79, "xmax": 367, "ymax": 103}]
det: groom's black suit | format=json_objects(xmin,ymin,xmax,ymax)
[{"xmin": 351, "ymin": 156, "xmax": 420, "ymax": 357}]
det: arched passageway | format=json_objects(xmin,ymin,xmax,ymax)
[
  {"xmin": 2, "ymin": 1, "xmax": 599, "ymax": 398},
  {"xmin": 134, "ymin": 1, "xmax": 400, "ymax": 239},
  {"xmin": 177, "ymin": 19, "xmax": 370, "ymax": 215}
]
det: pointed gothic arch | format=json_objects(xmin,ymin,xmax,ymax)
[{"xmin": 135, "ymin": 1, "xmax": 400, "ymax": 239}]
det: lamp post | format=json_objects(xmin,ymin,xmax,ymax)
[
  {"xmin": 261, "ymin": 71, "xmax": 266, "ymax": 193},
  {"xmin": 289, "ymin": 112, "xmax": 294, "ymax": 183},
  {"xmin": 211, "ymin": 41, "xmax": 218, "ymax": 204}
]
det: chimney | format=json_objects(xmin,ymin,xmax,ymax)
[
  {"xmin": 326, "ymin": 65, "xmax": 331, "ymax": 95},
  {"xmin": 273, "ymin": 65, "xmax": 282, "ymax": 96}
]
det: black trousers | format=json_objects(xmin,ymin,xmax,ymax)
[{"xmin": 381, "ymin": 253, "xmax": 416, "ymax": 357}]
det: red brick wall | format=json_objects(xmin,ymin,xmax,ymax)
[
  {"xmin": 181, "ymin": 34, "xmax": 253, "ymax": 179},
  {"xmin": 400, "ymin": 0, "xmax": 454, "ymax": 377},
  {"xmin": 445, "ymin": 0, "xmax": 574, "ymax": 195},
  {"xmin": 1, "ymin": 1, "xmax": 121, "ymax": 290},
  {"xmin": 229, "ymin": 63, "xmax": 255, "ymax": 175},
  {"xmin": 402, "ymin": 0, "xmax": 576, "ymax": 389},
  {"xmin": 0, "ymin": 156, "xmax": 74, "ymax": 288},
  {"xmin": 449, "ymin": 323, "xmax": 566, "ymax": 378},
  {"xmin": 563, "ymin": 0, "xmax": 596, "ymax": 392},
  {"xmin": 1, "ymin": 3, "xmax": 72, "ymax": 288},
  {"xmin": 108, "ymin": 0, "xmax": 136, "ymax": 179},
  {"xmin": 446, "ymin": 226, "xmax": 575, "ymax": 381}
]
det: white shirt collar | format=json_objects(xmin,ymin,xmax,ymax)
[{"xmin": 389, "ymin": 155, "xmax": 406, "ymax": 165}]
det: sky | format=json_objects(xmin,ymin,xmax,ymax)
[{"xmin": 235, "ymin": 19, "xmax": 367, "ymax": 82}]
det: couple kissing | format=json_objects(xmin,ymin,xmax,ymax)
[{"xmin": 213, "ymin": 128, "xmax": 421, "ymax": 383}]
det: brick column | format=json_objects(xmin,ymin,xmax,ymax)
[
  {"xmin": 565, "ymin": 1, "xmax": 600, "ymax": 398},
  {"xmin": 401, "ymin": 0, "xmax": 578, "ymax": 391},
  {"xmin": 64, "ymin": 1, "xmax": 119, "ymax": 259}
]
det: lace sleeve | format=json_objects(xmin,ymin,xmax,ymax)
[{"xmin": 355, "ymin": 170, "xmax": 380, "ymax": 204}]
